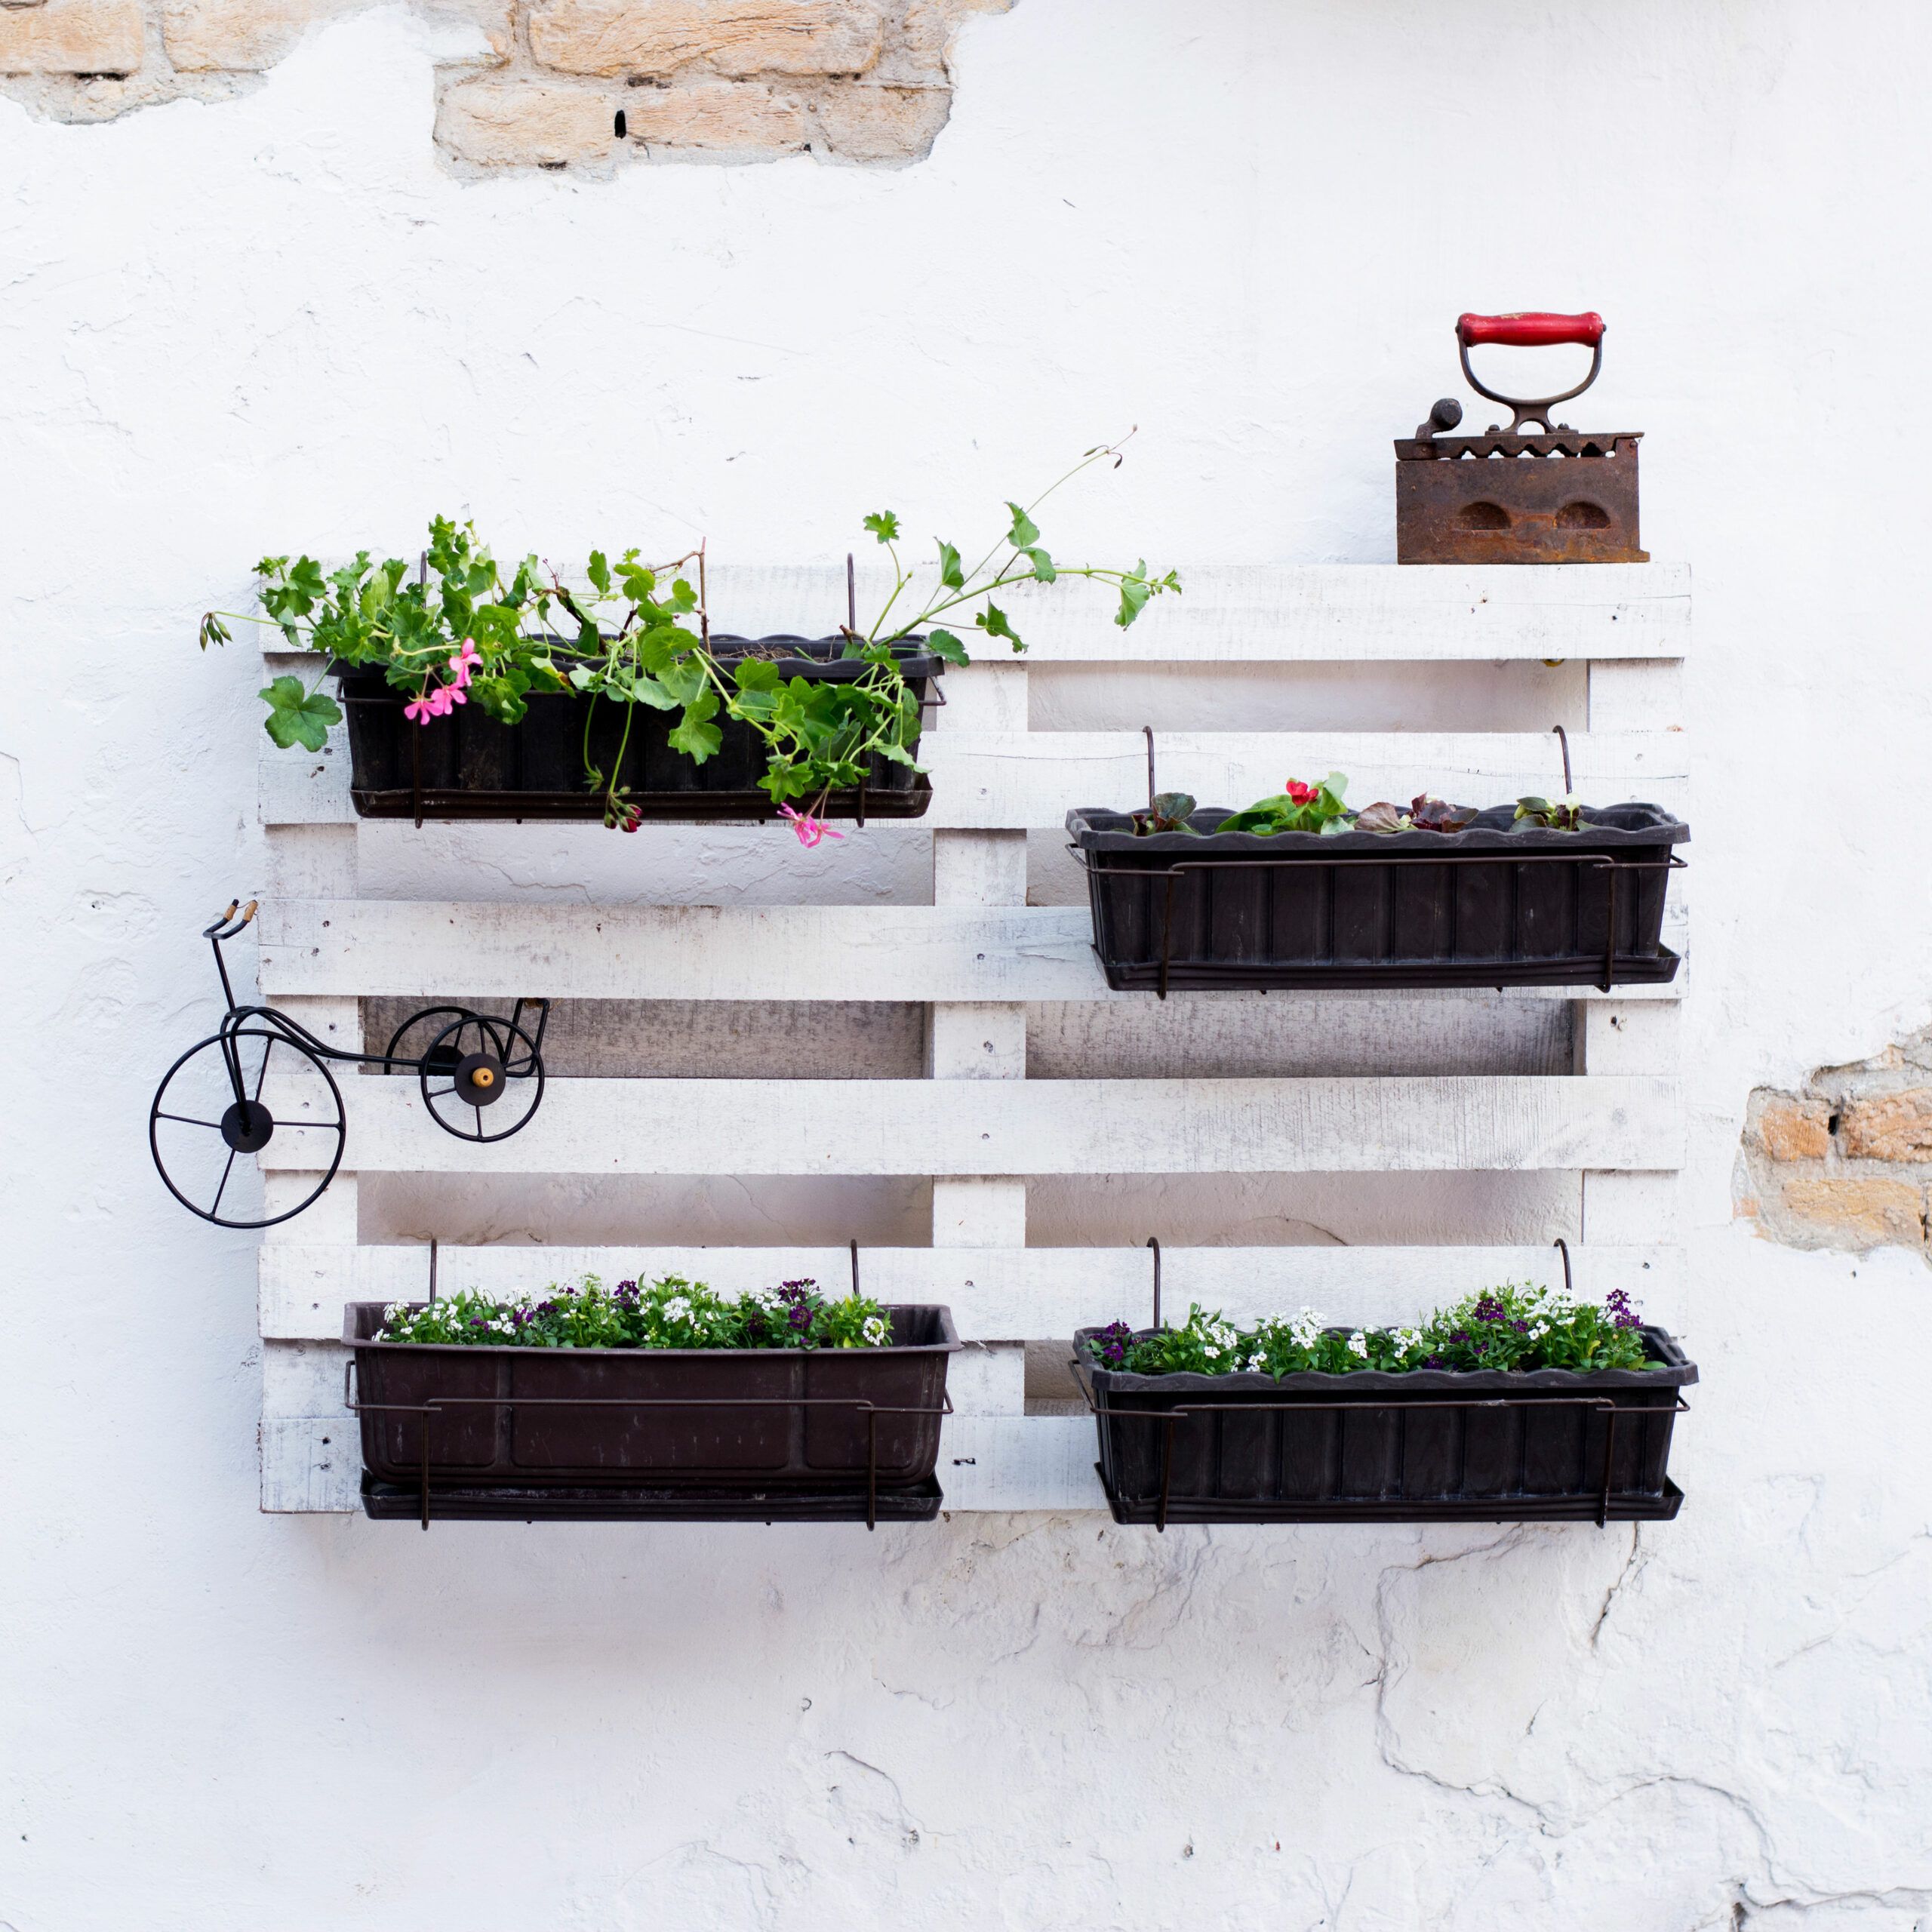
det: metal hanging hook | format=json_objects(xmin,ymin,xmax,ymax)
[
  {"xmin": 1553, "ymin": 1235, "xmax": 1573, "ymax": 1298},
  {"xmin": 846, "ymin": 552, "xmax": 857, "ymax": 638},
  {"xmin": 1144, "ymin": 725, "xmax": 1157, "ymax": 814},
  {"xmin": 1147, "ymin": 1234, "xmax": 1162, "ymax": 1330},
  {"xmin": 1552, "ymin": 724, "xmax": 1573, "ymax": 794},
  {"xmin": 850, "ymin": 1236, "xmax": 860, "ymax": 1298},
  {"xmin": 429, "ymin": 1235, "xmax": 439, "ymax": 1303}
]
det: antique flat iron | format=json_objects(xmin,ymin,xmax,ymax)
[{"xmin": 1395, "ymin": 311, "xmax": 1646, "ymax": 564}]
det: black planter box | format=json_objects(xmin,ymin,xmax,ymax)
[
  {"xmin": 332, "ymin": 635, "xmax": 944, "ymax": 823},
  {"xmin": 1075, "ymin": 1325, "xmax": 1695, "ymax": 1529},
  {"xmin": 1066, "ymin": 803, "xmax": 1688, "ymax": 994},
  {"xmin": 346, "ymin": 1301, "xmax": 958, "ymax": 1525}
]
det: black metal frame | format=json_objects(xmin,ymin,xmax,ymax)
[
  {"xmin": 1076, "ymin": 1236, "xmax": 1691, "ymax": 1531},
  {"xmin": 346, "ymin": 1240, "xmax": 955, "ymax": 1531},
  {"xmin": 149, "ymin": 901, "xmax": 551, "ymax": 1229}
]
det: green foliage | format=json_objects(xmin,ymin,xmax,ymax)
[
  {"xmin": 208, "ymin": 442, "xmax": 1178, "ymax": 829},
  {"xmin": 257, "ymin": 675, "xmax": 342, "ymax": 751},
  {"xmin": 374, "ymin": 1273, "xmax": 895, "ymax": 1352},
  {"xmin": 1087, "ymin": 1281, "xmax": 1657, "ymax": 1379},
  {"xmin": 1131, "ymin": 790, "xmax": 1200, "ymax": 835},
  {"xmin": 1216, "ymin": 772, "xmax": 1352, "ymax": 835},
  {"xmin": 1516, "ymin": 794, "xmax": 1588, "ymax": 831}
]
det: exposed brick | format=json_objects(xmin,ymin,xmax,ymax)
[
  {"xmin": 531, "ymin": 0, "xmax": 881, "ymax": 79},
  {"xmin": 892, "ymin": 0, "xmax": 1005, "ymax": 81},
  {"xmin": 437, "ymin": 79, "xmax": 617, "ymax": 165},
  {"xmin": 627, "ymin": 80, "xmax": 807, "ymax": 152},
  {"xmin": 1839, "ymin": 1087, "xmax": 1932, "ymax": 1163},
  {"xmin": 814, "ymin": 78, "xmax": 947, "ymax": 161},
  {"xmin": 423, "ymin": 0, "xmax": 514, "ymax": 63},
  {"xmin": 1779, "ymin": 1176, "xmax": 1926, "ymax": 1250},
  {"xmin": 1755, "ymin": 1097, "xmax": 1832, "ymax": 1163},
  {"xmin": 162, "ymin": 0, "xmax": 329, "ymax": 72},
  {"xmin": 0, "ymin": 0, "xmax": 141, "ymax": 72}
]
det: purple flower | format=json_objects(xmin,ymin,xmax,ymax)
[
  {"xmin": 1604, "ymin": 1287, "xmax": 1644, "ymax": 1330},
  {"xmin": 1512, "ymin": 1318, "xmax": 1529, "ymax": 1333},
  {"xmin": 1423, "ymin": 1354, "xmax": 1445, "ymax": 1369},
  {"xmin": 1471, "ymin": 1295, "xmax": 1506, "ymax": 1324},
  {"xmin": 787, "ymin": 1303, "xmax": 813, "ymax": 1333}
]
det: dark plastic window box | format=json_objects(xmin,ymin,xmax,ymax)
[
  {"xmin": 331, "ymin": 637, "xmax": 943, "ymax": 824},
  {"xmin": 1066, "ymin": 803, "xmax": 1688, "ymax": 995},
  {"xmin": 346, "ymin": 1301, "xmax": 958, "ymax": 1526},
  {"xmin": 1073, "ymin": 1324, "xmax": 1696, "ymax": 1530}
]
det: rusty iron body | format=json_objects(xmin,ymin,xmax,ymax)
[{"xmin": 1395, "ymin": 311, "xmax": 1647, "ymax": 565}]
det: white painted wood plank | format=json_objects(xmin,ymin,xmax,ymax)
[
  {"xmin": 264, "ymin": 821, "xmax": 357, "ymax": 897},
  {"xmin": 949, "ymin": 1342, "xmax": 1028, "ymax": 1417},
  {"xmin": 940, "ymin": 1417, "xmax": 1104, "ymax": 1512},
  {"xmin": 257, "ymin": 563, "xmax": 1687, "ymax": 678},
  {"xmin": 257, "ymin": 1411, "xmax": 1102, "ymax": 1515},
  {"xmin": 260, "ymin": 1415, "xmax": 360, "ymax": 1513},
  {"xmin": 260, "ymin": 1242, "xmax": 1682, "ymax": 1341},
  {"xmin": 257, "ymin": 901, "xmax": 1684, "ymax": 1005},
  {"xmin": 258, "ymin": 728, "xmax": 1687, "ymax": 829},
  {"xmin": 256, "ymin": 1073, "xmax": 1681, "ymax": 1177},
  {"xmin": 1577, "ymin": 1001, "xmax": 1681, "ymax": 1077},
  {"xmin": 1588, "ymin": 660, "xmax": 1684, "ymax": 733}
]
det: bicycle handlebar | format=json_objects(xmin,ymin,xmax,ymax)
[{"xmin": 204, "ymin": 899, "xmax": 259, "ymax": 941}]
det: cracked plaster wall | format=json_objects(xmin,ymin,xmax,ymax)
[{"xmin": 5, "ymin": 2, "xmax": 1932, "ymax": 1927}]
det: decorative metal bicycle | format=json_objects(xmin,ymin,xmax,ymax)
[{"xmin": 149, "ymin": 900, "xmax": 551, "ymax": 1229}]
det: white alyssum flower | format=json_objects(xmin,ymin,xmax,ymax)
[
  {"xmin": 1346, "ymin": 1330, "xmax": 1370, "ymax": 1359},
  {"xmin": 862, "ymin": 1315, "xmax": 890, "ymax": 1346}
]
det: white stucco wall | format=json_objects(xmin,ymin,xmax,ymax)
[{"xmin": 5, "ymin": 2, "xmax": 1932, "ymax": 1926}]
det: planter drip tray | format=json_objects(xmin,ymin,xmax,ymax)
[
  {"xmin": 1097, "ymin": 1475, "xmax": 1684, "ymax": 1528},
  {"xmin": 361, "ymin": 1474, "xmax": 943, "ymax": 1524}
]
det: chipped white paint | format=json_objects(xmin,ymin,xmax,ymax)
[{"xmin": 7, "ymin": 2, "xmax": 1930, "ymax": 1926}]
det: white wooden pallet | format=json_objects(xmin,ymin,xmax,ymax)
[{"xmin": 253, "ymin": 563, "xmax": 1690, "ymax": 1515}]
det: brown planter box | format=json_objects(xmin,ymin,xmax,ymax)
[
  {"xmin": 1067, "ymin": 802, "xmax": 1688, "ymax": 995},
  {"xmin": 346, "ymin": 1301, "xmax": 958, "ymax": 1524},
  {"xmin": 333, "ymin": 635, "xmax": 943, "ymax": 823},
  {"xmin": 1075, "ymin": 1324, "xmax": 1695, "ymax": 1530}
]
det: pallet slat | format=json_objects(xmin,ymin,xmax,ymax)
[
  {"xmin": 260, "ymin": 1242, "xmax": 1682, "ymax": 1341},
  {"xmin": 258, "ymin": 728, "xmax": 1687, "ymax": 829},
  {"xmin": 257, "ymin": 899, "xmax": 1686, "ymax": 1005},
  {"xmin": 259, "ymin": 561, "xmax": 1688, "ymax": 669},
  {"xmin": 254, "ymin": 1073, "xmax": 1679, "ymax": 1176}
]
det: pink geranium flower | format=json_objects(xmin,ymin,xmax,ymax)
[
  {"xmin": 779, "ymin": 805, "xmax": 844, "ymax": 849},
  {"xmin": 404, "ymin": 690, "xmax": 438, "ymax": 724},
  {"xmin": 447, "ymin": 640, "xmax": 481, "ymax": 688}
]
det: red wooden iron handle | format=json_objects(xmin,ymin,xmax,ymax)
[{"xmin": 1458, "ymin": 311, "xmax": 1604, "ymax": 349}]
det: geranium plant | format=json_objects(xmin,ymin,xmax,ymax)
[
  {"xmin": 1088, "ymin": 1281, "xmax": 1657, "ymax": 1377},
  {"xmin": 1129, "ymin": 774, "xmax": 1598, "ymax": 837},
  {"xmin": 375, "ymin": 1274, "xmax": 896, "ymax": 1350},
  {"xmin": 202, "ymin": 440, "xmax": 1178, "ymax": 837}
]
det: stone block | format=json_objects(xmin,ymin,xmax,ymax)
[
  {"xmin": 1778, "ymin": 1175, "xmax": 1925, "ymax": 1250},
  {"xmin": 1755, "ymin": 1097, "xmax": 1832, "ymax": 1162},
  {"xmin": 163, "ymin": 0, "xmax": 325, "ymax": 72},
  {"xmin": 531, "ymin": 0, "xmax": 881, "ymax": 80},
  {"xmin": 437, "ymin": 78, "xmax": 617, "ymax": 165},
  {"xmin": 814, "ymin": 78, "xmax": 949, "ymax": 162},
  {"xmin": 1840, "ymin": 1087, "xmax": 1932, "ymax": 1163},
  {"xmin": 626, "ymin": 79, "xmax": 807, "ymax": 152},
  {"xmin": 0, "ymin": 0, "xmax": 141, "ymax": 73}
]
